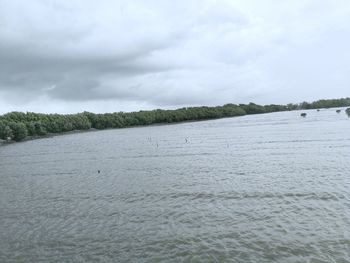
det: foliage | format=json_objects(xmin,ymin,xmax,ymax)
[
  {"xmin": 1, "ymin": 97, "xmax": 350, "ymax": 142},
  {"xmin": 346, "ymin": 108, "xmax": 350, "ymax": 117},
  {"xmin": 0, "ymin": 121, "xmax": 13, "ymax": 140},
  {"xmin": 8, "ymin": 122, "xmax": 28, "ymax": 141},
  {"xmin": 307, "ymin": 98, "xmax": 350, "ymax": 109}
]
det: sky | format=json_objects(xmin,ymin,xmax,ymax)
[{"xmin": 0, "ymin": 0, "xmax": 350, "ymax": 114}]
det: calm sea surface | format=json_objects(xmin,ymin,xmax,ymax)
[{"xmin": 1, "ymin": 109, "xmax": 350, "ymax": 262}]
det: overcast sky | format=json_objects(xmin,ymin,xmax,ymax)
[{"xmin": 0, "ymin": 0, "xmax": 349, "ymax": 114}]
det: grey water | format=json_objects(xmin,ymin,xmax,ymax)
[{"xmin": 1, "ymin": 108, "xmax": 350, "ymax": 263}]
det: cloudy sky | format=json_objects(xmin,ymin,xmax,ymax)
[{"xmin": 0, "ymin": 0, "xmax": 349, "ymax": 114}]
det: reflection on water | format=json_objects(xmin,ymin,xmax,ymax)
[{"xmin": 1, "ymin": 109, "xmax": 350, "ymax": 262}]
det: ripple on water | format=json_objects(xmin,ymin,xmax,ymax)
[{"xmin": 1, "ymin": 109, "xmax": 350, "ymax": 262}]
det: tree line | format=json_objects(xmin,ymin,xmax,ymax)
[{"xmin": 1, "ymin": 97, "xmax": 349, "ymax": 142}]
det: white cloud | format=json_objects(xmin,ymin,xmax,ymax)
[{"xmin": 0, "ymin": 0, "xmax": 350, "ymax": 113}]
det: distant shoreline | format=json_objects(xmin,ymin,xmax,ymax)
[
  {"xmin": 1, "ymin": 98, "xmax": 350, "ymax": 145},
  {"xmin": 0, "ymin": 106, "xmax": 349, "ymax": 147},
  {"xmin": 0, "ymin": 115, "xmax": 245, "ymax": 146}
]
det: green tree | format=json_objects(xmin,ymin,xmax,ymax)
[
  {"xmin": 0, "ymin": 121, "xmax": 13, "ymax": 140},
  {"xmin": 9, "ymin": 122, "xmax": 28, "ymax": 141},
  {"xmin": 2, "ymin": 97, "xmax": 350, "ymax": 143}
]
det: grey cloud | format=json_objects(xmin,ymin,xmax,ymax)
[
  {"xmin": 0, "ymin": 39, "xmax": 176, "ymax": 101},
  {"xmin": 0, "ymin": 0, "xmax": 248, "ymax": 105},
  {"xmin": 0, "ymin": 0, "xmax": 350, "ymax": 114}
]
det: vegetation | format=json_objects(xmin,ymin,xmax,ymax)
[
  {"xmin": 346, "ymin": 108, "xmax": 350, "ymax": 117},
  {"xmin": 1, "ymin": 97, "xmax": 350, "ymax": 142},
  {"xmin": 293, "ymin": 98, "xmax": 350, "ymax": 110}
]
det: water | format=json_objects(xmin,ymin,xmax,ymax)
[{"xmin": 1, "ymin": 109, "xmax": 350, "ymax": 262}]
